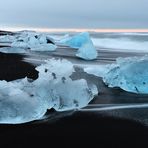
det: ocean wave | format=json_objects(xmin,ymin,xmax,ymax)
[{"xmin": 92, "ymin": 37, "xmax": 148, "ymax": 52}]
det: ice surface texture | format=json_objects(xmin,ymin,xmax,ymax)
[
  {"xmin": 60, "ymin": 32, "xmax": 98, "ymax": 60},
  {"xmin": 0, "ymin": 35, "xmax": 16, "ymax": 42},
  {"xmin": 11, "ymin": 31, "xmax": 57, "ymax": 51},
  {"xmin": 85, "ymin": 56, "xmax": 148, "ymax": 94},
  {"xmin": 103, "ymin": 56, "xmax": 148, "ymax": 94},
  {"xmin": 0, "ymin": 59, "xmax": 98, "ymax": 124}
]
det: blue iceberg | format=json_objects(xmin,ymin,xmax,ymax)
[
  {"xmin": 60, "ymin": 32, "xmax": 98, "ymax": 60},
  {"xmin": 60, "ymin": 32, "xmax": 90, "ymax": 48},
  {"xmin": 103, "ymin": 56, "xmax": 148, "ymax": 94},
  {"xmin": 85, "ymin": 56, "xmax": 148, "ymax": 94},
  {"xmin": 76, "ymin": 41, "xmax": 98, "ymax": 60}
]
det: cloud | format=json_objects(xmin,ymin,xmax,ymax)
[{"xmin": 0, "ymin": 0, "xmax": 148, "ymax": 28}]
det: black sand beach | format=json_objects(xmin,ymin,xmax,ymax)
[
  {"xmin": 0, "ymin": 52, "xmax": 38, "ymax": 81},
  {"xmin": 0, "ymin": 111, "xmax": 148, "ymax": 147},
  {"xmin": 0, "ymin": 48, "xmax": 148, "ymax": 147},
  {"xmin": 1, "ymin": 30, "xmax": 148, "ymax": 146}
]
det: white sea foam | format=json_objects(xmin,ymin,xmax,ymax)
[{"xmin": 92, "ymin": 38, "xmax": 148, "ymax": 52}]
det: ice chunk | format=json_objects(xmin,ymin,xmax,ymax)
[
  {"xmin": 11, "ymin": 34, "xmax": 38, "ymax": 48},
  {"xmin": 28, "ymin": 36, "xmax": 39, "ymax": 46},
  {"xmin": 60, "ymin": 32, "xmax": 98, "ymax": 60},
  {"xmin": 11, "ymin": 31, "xmax": 57, "ymax": 51},
  {"xmin": 76, "ymin": 41, "xmax": 98, "ymax": 60},
  {"xmin": 0, "ymin": 79, "xmax": 47, "ymax": 124},
  {"xmin": 103, "ymin": 56, "xmax": 148, "ymax": 94},
  {"xmin": 36, "ymin": 59, "xmax": 74, "ymax": 79},
  {"xmin": 35, "ymin": 59, "xmax": 98, "ymax": 111},
  {"xmin": 0, "ymin": 35, "xmax": 16, "ymax": 42},
  {"xmin": 0, "ymin": 59, "xmax": 98, "ymax": 124},
  {"xmin": 11, "ymin": 41, "xmax": 28, "ymax": 48},
  {"xmin": 60, "ymin": 32, "xmax": 90, "ymax": 48},
  {"xmin": 38, "ymin": 34, "xmax": 47, "ymax": 44},
  {"xmin": 84, "ymin": 56, "xmax": 148, "ymax": 94},
  {"xmin": 52, "ymin": 79, "xmax": 96, "ymax": 111}
]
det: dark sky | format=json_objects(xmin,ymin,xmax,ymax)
[{"xmin": 0, "ymin": 0, "xmax": 148, "ymax": 29}]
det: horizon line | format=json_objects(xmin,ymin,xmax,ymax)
[{"xmin": 1, "ymin": 26, "xmax": 148, "ymax": 32}]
